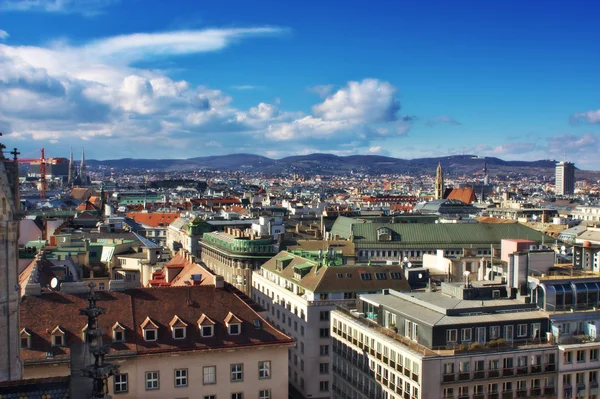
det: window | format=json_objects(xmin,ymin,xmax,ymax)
[
  {"xmin": 461, "ymin": 328, "xmax": 472, "ymax": 342},
  {"xmin": 259, "ymin": 390, "xmax": 271, "ymax": 399},
  {"xmin": 490, "ymin": 326, "xmax": 500, "ymax": 339},
  {"xmin": 360, "ymin": 273, "xmax": 372, "ymax": 280},
  {"xmin": 114, "ymin": 373, "xmax": 128, "ymax": 393},
  {"xmin": 320, "ymin": 345, "xmax": 329, "ymax": 356},
  {"xmin": 458, "ymin": 386, "xmax": 469, "ymax": 396},
  {"xmin": 590, "ymin": 370, "xmax": 598, "ymax": 383},
  {"xmin": 476, "ymin": 327, "xmax": 486, "ymax": 343},
  {"xmin": 517, "ymin": 324, "xmax": 527, "ymax": 337},
  {"xmin": 320, "ymin": 328, "xmax": 329, "ymax": 338},
  {"xmin": 319, "ymin": 381, "xmax": 329, "ymax": 392},
  {"xmin": 229, "ymin": 323, "xmax": 241, "ymax": 335},
  {"xmin": 375, "ymin": 272, "xmax": 387, "ymax": 280},
  {"xmin": 203, "ymin": 366, "xmax": 216, "ymax": 385},
  {"xmin": 113, "ymin": 330, "xmax": 124, "ymax": 342},
  {"xmin": 320, "ymin": 311, "xmax": 330, "ymax": 321},
  {"xmin": 145, "ymin": 371, "xmax": 159, "ymax": 390},
  {"xmin": 591, "ymin": 349, "xmax": 599, "ymax": 361},
  {"xmin": 443, "ymin": 388, "xmax": 454, "ymax": 398},
  {"xmin": 446, "ymin": 329, "xmax": 457, "ymax": 343},
  {"xmin": 20, "ymin": 329, "xmax": 31, "ymax": 349},
  {"xmin": 174, "ymin": 368, "xmax": 187, "ymax": 387},
  {"xmin": 443, "ymin": 362, "xmax": 455, "ymax": 374},
  {"xmin": 231, "ymin": 393, "xmax": 243, "ymax": 399},
  {"xmin": 319, "ymin": 363, "xmax": 329, "ymax": 374},
  {"xmin": 144, "ymin": 329, "xmax": 157, "ymax": 341},
  {"xmin": 259, "ymin": 361, "xmax": 271, "ymax": 379},
  {"xmin": 503, "ymin": 381, "xmax": 513, "ymax": 392},
  {"xmin": 489, "ymin": 359, "xmax": 499, "ymax": 370},
  {"xmin": 204, "ymin": 396, "xmax": 216, "ymax": 399},
  {"xmin": 576, "ymin": 372, "xmax": 585, "ymax": 385},
  {"xmin": 173, "ymin": 326, "xmax": 186, "ymax": 339},
  {"xmin": 577, "ymin": 350, "xmax": 586, "ymax": 363},
  {"xmin": 504, "ymin": 325, "xmax": 514, "ymax": 342},
  {"xmin": 53, "ymin": 334, "xmax": 64, "ymax": 347},
  {"xmin": 231, "ymin": 363, "xmax": 243, "ymax": 382},
  {"xmin": 390, "ymin": 272, "xmax": 402, "ymax": 279},
  {"xmin": 202, "ymin": 325, "xmax": 214, "ymax": 337},
  {"xmin": 564, "ymin": 351, "xmax": 573, "ymax": 364}
]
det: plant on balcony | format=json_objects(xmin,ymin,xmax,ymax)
[
  {"xmin": 469, "ymin": 342, "xmax": 484, "ymax": 351},
  {"xmin": 389, "ymin": 323, "xmax": 398, "ymax": 333}
]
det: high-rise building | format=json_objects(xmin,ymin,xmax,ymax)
[
  {"xmin": 0, "ymin": 138, "xmax": 23, "ymax": 382},
  {"xmin": 435, "ymin": 162, "xmax": 444, "ymax": 200},
  {"xmin": 555, "ymin": 161, "xmax": 575, "ymax": 196}
]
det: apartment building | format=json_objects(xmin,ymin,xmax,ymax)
[
  {"xmin": 329, "ymin": 216, "xmax": 552, "ymax": 263},
  {"xmin": 200, "ymin": 228, "xmax": 277, "ymax": 295},
  {"xmin": 332, "ymin": 285, "xmax": 559, "ymax": 399},
  {"xmin": 19, "ymin": 285, "xmax": 294, "ymax": 398},
  {"xmin": 252, "ymin": 250, "xmax": 410, "ymax": 399}
]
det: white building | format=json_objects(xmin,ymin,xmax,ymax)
[{"xmin": 252, "ymin": 250, "xmax": 410, "ymax": 399}]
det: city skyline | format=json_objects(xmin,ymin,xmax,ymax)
[{"xmin": 1, "ymin": 1, "xmax": 600, "ymax": 168}]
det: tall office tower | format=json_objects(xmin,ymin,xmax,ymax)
[
  {"xmin": 434, "ymin": 162, "xmax": 444, "ymax": 200},
  {"xmin": 555, "ymin": 161, "xmax": 575, "ymax": 196},
  {"xmin": 0, "ymin": 137, "xmax": 23, "ymax": 382}
]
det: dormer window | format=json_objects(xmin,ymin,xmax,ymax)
[
  {"xmin": 140, "ymin": 317, "xmax": 159, "ymax": 342},
  {"xmin": 20, "ymin": 328, "xmax": 31, "ymax": 349},
  {"xmin": 198, "ymin": 314, "xmax": 215, "ymax": 337},
  {"xmin": 112, "ymin": 322, "xmax": 126, "ymax": 343},
  {"xmin": 169, "ymin": 315, "xmax": 188, "ymax": 340},
  {"xmin": 224, "ymin": 312, "xmax": 242, "ymax": 336},
  {"xmin": 51, "ymin": 326, "xmax": 65, "ymax": 347}
]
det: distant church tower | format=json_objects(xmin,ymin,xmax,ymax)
[
  {"xmin": 67, "ymin": 147, "xmax": 77, "ymax": 186},
  {"xmin": 434, "ymin": 162, "xmax": 444, "ymax": 200},
  {"xmin": 0, "ymin": 134, "xmax": 23, "ymax": 381},
  {"xmin": 80, "ymin": 148, "xmax": 87, "ymax": 186}
]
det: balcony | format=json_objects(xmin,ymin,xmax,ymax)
[
  {"xmin": 473, "ymin": 394, "xmax": 484, "ymax": 399},
  {"xmin": 473, "ymin": 371, "xmax": 485, "ymax": 379},
  {"xmin": 545, "ymin": 363, "xmax": 556, "ymax": 372},
  {"xmin": 442, "ymin": 374, "xmax": 456, "ymax": 383},
  {"xmin": 516, "ymin": 366, "xmax": 528, "ymax": 375},
  {"xmin": 502, "ymin": 392, "xmax": 513, "ymax": 399},
  {"xmin": 503, "ymin": 368, "xmax": 514, "ymax": 376},
  {"xmin": 531, "ymin": 387, "xmax": 541, "ymax": 396},
  {"xmin": 543, "ymin": 386, "xmax": 555, "ymax": 395},
  {"xmin": 516, "ymin": 389, "xmax": 528, "ymax": 398},
  {"xmin": 531, "ymin": 364, "xmax": 542, "ymax": 373},
  {"xmin": 488, "ymin": 394, "xmax": 499, "ymax": 399},
  {"xmin": 458, "ymin": 372, "xmax": 471, "ymax": 381},
  {"xmin": 488, "ymin": 369, "xmax": 500, "ymax": 378}
]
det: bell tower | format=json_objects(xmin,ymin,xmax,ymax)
[
  {"xmin": 434, "ymin": 162, "xmax": 444, "ymax": 200},
  {"xmin": 0, "ymin": 133, "xmax": 23, "ymax": 381}
]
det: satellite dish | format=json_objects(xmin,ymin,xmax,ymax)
[
  {"xmin": 50, "ymin": 277, "xmax": 59, "ymax": 289},
  {"xmin": 418, "ymin": 273, "xmax": 423, "ymax": 279},
  {"xmin": 463, "ymin": 270, "xmax": 471, "ymax": 276},
  {"xmin": 407, "ymin": 262, "xmax": 412, "ymax": 268},
  {"xmin": 528, "ymin": 281, "xmax": 538, "ymax": 290},
  {"xmin": 403, "ymin": 257, "xmax": 408, "ymax": 262}
]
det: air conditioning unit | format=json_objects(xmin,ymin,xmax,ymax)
[{"xmin": 492, "ymin": 290, "xmax": 501, "ymax": 299}]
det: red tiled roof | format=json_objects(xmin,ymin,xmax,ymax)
[
  {"xmin": 126, "ymin": 212, "xmax": 181, "ymax": 228},
  {"xmin": 20, "ymin": 286, "xmax": 293, "ymax": 363},
  {"xmin": 446, "ymin": 188, "xmax": 477, "ymax": 204}
]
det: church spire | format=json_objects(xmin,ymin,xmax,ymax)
[
  {"xmin": 435, "ymin": 162, "xmax": 444, "ymax": 200},
  {"xmin": 80, "ymin": 147, "xmax": 87, "ymax": 186}
]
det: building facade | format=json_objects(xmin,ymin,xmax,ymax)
[
  {"xmin": 200, "ymin": 229, "xmax": 277, "ymax": 295},
  {"xmin": 252, "ymin": 250, "xmax": 410, "ymax": 399},
  {"xmin": 0, "ymin": 143, "xmax": 23, "ymax": 382},
  {"xmin": 555, "ymin": 162, "xmax": 575, "ymax": 196},
  {"xmin": 20, "ymin": 285, "xmax": 294, "ymax": 398}
]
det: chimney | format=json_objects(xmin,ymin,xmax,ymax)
[{"xmin": 214, "ymin": 275, "xmax": 224, "ymax": 289}]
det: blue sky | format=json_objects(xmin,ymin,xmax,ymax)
[{"xmin": 1, "ymin": 0, "xmax": 600, "ymax": 168}]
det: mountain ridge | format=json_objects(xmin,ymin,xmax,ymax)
[{"xmin": 85, "ymin": 153, "xmax": 587, "ymax": 176}]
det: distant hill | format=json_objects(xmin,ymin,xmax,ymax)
[{"xmin": 86, "ymin": 153, "xmax": 583, "ymax": 176}]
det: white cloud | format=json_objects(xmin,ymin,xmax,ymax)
[
  {"xmin": 367, "ymin": 146, "xmax": 390, "ymax": 156},
  {"xmin": 230, "ymin": 85, "xmax": 260, "ymax": 90},
  {"xmin": 426, "ymin": 115, "xmax": 461, "ymax": 126},
  {"xmin": 0, "ymin": 28, "xmax": 412, "ymax": 158},
  {"xmin": 308, "ymin": 84, "xmax": 334, "ymax": 98},
  {"xmin": 0, "ymin": 0, "xmax": 119, "ymax": 16},
  {"xmin": 0, "ymin": 30, "xmax": 8, "ymax": 40},
  {"xmin": 313, "ymin": 79, "xmax": 400, "ymax": 123},
  {"xmin": 571, "ymin": 109, "xmax": 600, "ymax": 124}
]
